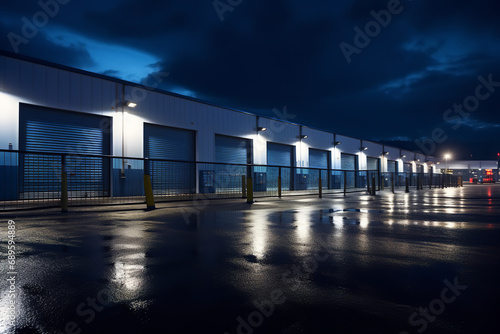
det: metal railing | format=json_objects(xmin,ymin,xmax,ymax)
[{"xmin": 0, "ymin": 150, "xmax": 463, "ymax": 211}]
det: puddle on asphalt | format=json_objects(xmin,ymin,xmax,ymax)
[{"xmin": 323, "ymin": 208, "xmax": 385, "ymax": 214}]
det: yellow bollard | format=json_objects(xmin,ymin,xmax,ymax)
[
  {"xmin": 144, "ymin": 174, "xmax": 156, "ymax": 210},
  {"xmin": 247, "ymin": 177, "xmax": 253, "ymax": 203}
]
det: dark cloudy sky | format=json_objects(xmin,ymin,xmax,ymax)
[{"xmin": 1, "ymin": 0, "xmax": 500, "ymax": 159}]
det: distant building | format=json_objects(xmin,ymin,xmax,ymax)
[{"xmin": 445, "ymin": 160, "xmax": 499, "ymax": 183}]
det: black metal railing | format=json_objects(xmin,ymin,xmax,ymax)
[{"xmin": 0, "ymin": 150, "xmax": 463, "ymax": 211}]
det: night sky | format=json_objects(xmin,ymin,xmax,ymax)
[{"xmin": 1, "ymin": 0, "xmax": 499, "ymax": 160}]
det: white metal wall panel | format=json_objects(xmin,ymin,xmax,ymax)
[
  {"xmin": 0, "ymin": 55, "xmax": 5, "ymax": 91},
  {"xmin": 336, "ymin": 135, "xmax": 360, "ymax": 154},
  {"xmin": 58, "ymin": 70, "xmax": 71, "ymax": 111},
  {"xmin": 46, "ymin": 67, "xmax": 58, "ymax": 108},
  {"xmin": 81, "ymin": 75, "xmax": 93, "ymax": 112},
  {"xmin": 19, "ymin": 61, "xmax": 33, "ymax": 102},
  {"xmin": 4, "ymin": 57, "xmax": 20, "ymax": 97},
  {"xmin": 383, "ymin": 146, "xmax": 400, "ymax": 163},
  {"xmin": 364, "ymin": 141, "xmax": 383, "ymax": 160}
]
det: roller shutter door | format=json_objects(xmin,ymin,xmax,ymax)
[
  {"xmin": 367, "ymin": 157, "xmax": 380, "ymax": 171},
  {"xmin": 309, "ymin": 148, "xmax": 330, "ymax": 169},
  {"xmin": 387, "ymin": 160, "xmax": 397, "ymax": 173},
  {"xmin": 404, "ymin": 163, "xmax": 412, "ymax": 173},
  {"xmin": 267, "ymin": 143, "xmax": 294, "ymax": 190},
  {"xmin": 19, "ymin": 104, "xmax": 111, "ymax": 198},
  {"xmin": 267, "ymin": 143, "xmax": 294, "ymax": 166},
  {"xmin": 341, "ymin": 153, "xmax": 357, "ymax": 188},
  {"xmin": 341, "ymin": 153, "xmax": 357, "ymax": 170},
  {"xmin": 144, "ymin": 123, "xmax": 195, "ymax": 194},
  {"xmin": 215, "ymin": 135, "xmax": 251, "ymax": 164}
]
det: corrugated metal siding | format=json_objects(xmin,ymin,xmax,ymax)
[
  {"xmin": 341, "ymin": 153, "xmax": 357, "ymax": 170},
  {"xmin": 387, "ymin": 160, "xmax": 398, "ymax": 173},
  {"xmin": 309, "ymin": 148, "xmax": 329, "ymax": 169},
  {"xmin": 367, "ymin": 157, "xmax": 380, "ymax": 171},
  {"xmin": 19, "ymin": 104, "xmax": 111, "ymax": 195},
  {"xmin": 144, "ymin": 123, "xmax": 195, "ymax": 194},
  {"xmin": 267, "ymin": 143, "xmax": 294, "ymax": 166}
]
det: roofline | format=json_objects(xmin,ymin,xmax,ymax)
[{"xmin": 0, "ymin": 49, "xmax": 433, "ymax": 159}]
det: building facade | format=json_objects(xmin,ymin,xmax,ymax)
[{"xmin": 0, "ymin": 51, "xmax": 437, "ymax": 199}]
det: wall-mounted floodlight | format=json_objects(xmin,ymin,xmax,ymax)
[
  {"xmin": 382, "ymin": 151, "xmax": 389, "ymax": 156},
  {"xmin": 257, "ymin": 127, "xmax": 267, "ymax": 132},
  {"xmin": 298, "ymin": 135, "xmax": 308, "ymax": 139},
  {"xmin": 360, "ymin": 146, "xmax": 368, "ymax": 151},
  {"xmin": 126, "ymin": 101, "xmax": 137, "ymax": 108},
  {"xmin": 401, "ymin": 154, "xmax": 406, "ymax": 158},
  {"xmin": 333, "ymin": 141, "xmax": 342, "ymax": 146}
]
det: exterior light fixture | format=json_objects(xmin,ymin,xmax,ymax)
[
  {"xmin": 126, "ymin": 101, "xmax": 137, "ymax": 108},
  {"xmin": 401, "ymin": 154, "xmax": 406, "ymax": 158},
  {"xmin": 360, "ymin": 146, "xmax": 368, "ymax": 151},
  {"xmin": 298, "ymin": 135, "xmax": 308, "ymax": 139},
  {"xmin": 257, "ymin": 127, "xmax": 267, "ymax": 132},
  {"xmin": 382, "ymin": 151, "xmax": 389, "ymax": 155},
  {"xmin": 333, "ymin": 141, "xmax": 342, "ymax": 146},
  {"xmin": 444, "ymin": 153, "xmax": 451, "ymax": 173}
]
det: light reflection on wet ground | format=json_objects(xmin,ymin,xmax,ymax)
[{"xmin": 0, "ymin": 185, "xmax": 499, "ymax": 333}]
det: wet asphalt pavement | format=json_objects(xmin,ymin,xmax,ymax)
[{"xmin": 0, "ymin": 185, "xmax": 499, "ymax": 334}]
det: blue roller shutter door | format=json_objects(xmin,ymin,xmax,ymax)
[
  {"xmin": 19, "ymin": 104, "xmax": 111, "ymax": 198},
  {"xmin": 144, "ymin": 124, "xmax": 195, "ymax": 195},
  {"xmin": 309, "ymin": 148, "xmax": 330, "ymax": 189},
  {"xmin": 215, "ymin": 135, "xmax": 251, "ymax": 164},
  {"xmin": 214, "ymin": 135, "xmax": 251, "ymax": 193},
  {"xmin": 387, "ymin": 160, "xmax": 397, "ymax": 173},
  {"xmin": 367, "ymin": 157, "xmax": 380, "ymax": 187},
  {"xmin": 309, "ymin": 149, "xmax": 329, "ymax": 169},
  {"xmin": 341, "ymin": 153, "xmax": 357, "ymax": 188},
  {"xmin": 367, "ymin": 157, "xmax": 380, "ymax": 171},
  {"xmin": 267, "ymin": 143, "xmax": 294, "ymax": 190}
]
